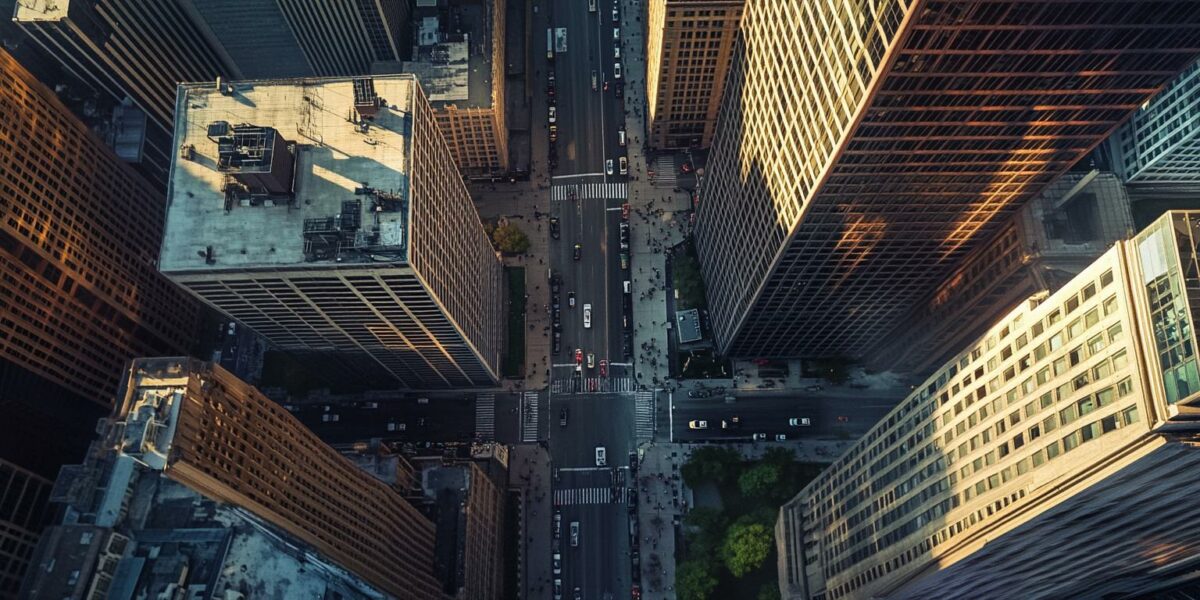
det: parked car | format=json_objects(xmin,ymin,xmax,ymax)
[
  {"xmin": 688, "ymin": 420, "xmax": 708, "ymax": 430},
  {"xmin": 629, "ymin": 451, "xmax": 638, "ymax": 470},
  {"xmin": 612, "ymin": 7, "xmax": 619, "ymax": 22},
  {"xmin": 549, "ymin": 124, "xmax": 558, "ymax": 142},
  {"xmin": 721, "ymin": 416, "xmax": 741, "ymax": 429},
  {"xmin": 688, "ymin": 389, "xmax": 710, "ymax": 398},
  {"xmin": 554, "ymin": 513, "xmax": 562, "ymax": 538},
  {"xmin": 555, "ymin": 579, "xmax": 562, "ymax": 600},
  {"xmin": 622, "ymin": 203, "xmax": 631, "ymax": 219},
  {"xmin": 752, "ymin": 433, "xmax": 767, "ymax": 441},
  {"xmin": 804, "ymin": 384, "xmax": 824, "ymax": 392},
  {"xmin": 613, "ymin": 27, "xmax": 620, "ymax": 41},
  {"xmin": 322, "ymin": 413, "xmax": 340, "ymax": 422},
  {"xmin": 595, "ymin": 446, "xmax": 607, "ymax": 466},
  {"xmin": 614, "ymin": 44, "xmax": 621, "ymax": 59},
  {"xmin": 606, "ymin": 159, "xmax": 614, "ymax": 175},
  {"xmin": 620, "ymin": 252, "xmax": 629, "ymax": 270},
  {"xmin": 417, "ymin": 397, "xmax": 430, "ymax": 404},
  {"xmin": 618, "ymin": 128, "xmax": 626, "ymax": 145},
  {"xmin": 619, "ymin": 156, "xmax": 628, "ymax": 174},
  {"xmin": 789, "ymin": 417, "xmax": 812, "ymax": 426},
  {"xmin": 776, "ymin": 434, "xmax": 788, "ymax": 441},
  {"xmin": 553, "ymin": 552, "xmax": 562, "ymax": 575},
  {"xmin": 837, "ymin": 415, "xmax": 850, "ymax": 423},
  {"xmin": 550, "ymin": 217, "xmax": 560, "ymax": 239},
  {"xmin": 387, "ymin": 421, "xmax": 404, "ymax": 431},
  {"xmin": 614, "ymin": 62, "xmax": 622, "ymax": 79},
  {"xmin": 548, "ymin": 105, "xmax": 557, "ymax": 123}
]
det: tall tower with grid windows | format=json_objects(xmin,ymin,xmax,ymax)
[
  {"xmin": 160, "ymin": 74, "xmax": 504, "ymax": 388},
  {"xmin": 696, "ymin": 1, "xmax": 1200, "ymax": 359}
]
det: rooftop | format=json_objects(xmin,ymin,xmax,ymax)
[
  {"xmin": 374, "ymin": 0, "xmax": 493, "ymax": 109},
  {"xmin": 162, "ymin": 76, "xmax": 417, "ymax": 273},
  {"xmin": 11, "ymin": 0, "xmax": 69, "ymax": 21}
]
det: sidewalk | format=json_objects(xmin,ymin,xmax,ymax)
[
  {"xmin": 634, "ymin": 440, "xmax": 854, "ymax": 599},
  {"xmin": 510, "ymin": 443, "xmax": 554, "ymax": 600},
  {"xmin": 471, "ymin": 185, "xmax": 554, "ymax": 392},
  {"xmin": 617, "ymin": 0, "xmax": 692, "ymax": 398}
]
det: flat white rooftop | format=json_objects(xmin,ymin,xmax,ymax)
[{"xmin": 161, "ymin": 76, "xmax": 417, "ymax": 273}]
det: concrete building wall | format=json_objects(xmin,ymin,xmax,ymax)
[
  {"xmin": 695, "ymin": 0, "xmax": 1200, "ymax": 359},
  {"xmin": 645, "ymin": 0, "xmax": 742, "ymax": 149}
]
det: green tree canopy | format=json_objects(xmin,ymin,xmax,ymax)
[
  {"xmin": 681, "ymin": 446, "xmax": 743, "ymax": 487},
  {"xmin": 758, "ymin": 583, "xmax": 783, "ymax": 600},
  {"xmin": 684, "ymin": 507, "xmax": 728, "ymax": 555},
  {"xmin": 722, "ymin": 522, "xmax": 773, "ymax": 578},
  {"xmin": 738, "ymin": 463, "xmax": 781, "ymax": 499},
  {"xmin": 492, "ymin": 223, "xmax": 530, "ymax": 254},
  {"xmin": 677, "ymin": 558, "xmax": 720, "ymax": 600}
]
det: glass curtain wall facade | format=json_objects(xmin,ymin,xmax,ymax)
[
  {"xmin": 696, "ymin": 0, "xmax": 1200, "ymax": 359},
  {"xmin": 1106, "ymin": 61, "xmax": 1200, "ymax": 187}
]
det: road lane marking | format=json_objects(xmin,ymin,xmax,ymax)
[{"xmin": 552, "ymin": 172, "xmax": 606, "ymax": 180}]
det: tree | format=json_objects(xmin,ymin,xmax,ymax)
[
  {"xmin": 760, "ymin": 446, "xmax": 796, "ymax": 466},
  {"xmin": 680, "ymin": 446, "xmax": 743, "ymax": 487},
  {"xmin": 492, "ymin": 223, "xmax": 530, "ymax": 254},
  {"xmin": 677, "ymin": 558, "xmax": 719, "ymax": 600},
  {"xmin": 721, "ymin": 522, "xmax": 773, "ymax": 577},
  {"xmin": 738, "ymin": 463, "xmax": 781, "ymax": 499},
  {"xmin": 758, "ymin": 583, "xmax": 783, "ymax": 600},
  {"xmin": 684, "ymin": 507, "xmax": 728, "ymax": 555}
]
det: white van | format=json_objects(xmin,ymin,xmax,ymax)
[
  {"xmin": 583, "ymin": 304, "xmax": 592, "ymax": 328},
  {"xmin": 618, "ymin": 129, "xmax": 626, "ymax": 146}
]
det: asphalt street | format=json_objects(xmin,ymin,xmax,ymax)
[{"xmin": 669, "ymin": 389, "xmax": 901, "ymax": 442}]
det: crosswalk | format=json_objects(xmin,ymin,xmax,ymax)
[
  {"xmin": 651, "ymin": 156, "xmax": 677, "ymax": 187},
  {"xmin": 554, "ymin": 486, "xmax": 630, "ymax": 506},
  {"xmin": 551, "ymin": 182, "xmax": 627, "ymax": 201},
  {"xmin": 635, "ymin": 391, "xmax": 655, "ymax": 442},
  {"xmin": 521, "ymin": 391, "xmax": 541, "ymax": 442},
  {"xmin": 550, "ymin": 376, "xmax": 635, "ymax": 394},
  {"xmin": 475, "ymin": 393, "xmax": 495, "ymax": 441}
]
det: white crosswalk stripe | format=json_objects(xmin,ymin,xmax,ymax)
[
  {"xmin": 635, "ymin": 391, "xmax": 655, "ymax": 442},
  {"xmin": 651, "ymin": 156, "xmax": 677, "ymax": 187},
  {"xmin": 550, "ymin": 376, "xmax": 635, "ymax": 394},
  {"xmin": 551, "ymin": 182, "xmax": 628, "ymax": 201},
  {"xmin": 475, "ymin": 393, "xmax": 495, "ymax": 441},
  {"xmin": 521, "ymin": 391, "xmax": 540, "ymax": 442},
  {"xmin": 553, "ymin": 486, "xmax": 630, "ymax": 506}
]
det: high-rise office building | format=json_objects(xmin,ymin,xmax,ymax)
[
  {"xmin": 1105, "ymin": 60, "xmax": 1200, "ymax": 189},
  {"xmin": 777, "ymin": 211, "xmax": 1200, "ymax": 600},
  {"xmin": 161, "ymin": 74, "xmax": 504, "ymax": 388},
  {"xmin": 695, "ymin": 1, "xmax": 1200, "ymax": 358},
  {"xmin": 868, "ymin": 170, "xmax": 1136, "ymax": 375},
  {"xmin": 382, "ymin": 0, "xmax": 509, "ymax": 176},
  {"xmin": 0, "ymin": 47, "xmax": 200, "ymax": 598},
  {"xmin": 103, "ymin": 357, "xmax": 446, "ymax": 599},
  {"xmin": 645, "ymin": 0, "xmax": 743, "ymax": 149}
]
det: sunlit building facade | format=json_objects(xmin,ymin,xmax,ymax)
[
  {"xmin": 696, "ymin": 0, "xmax": 1200, "ymax": 358},
  {"xmin": 645, "ymin": 0, "xmax": 743, "ymax": 149},
  {"xmin": 778, "ymin": 211, "xmax": 1200, "ymax": 600},
  {"xmin": 1106, "ymin": 61, "xmax": 1200, "ymax": 188}
]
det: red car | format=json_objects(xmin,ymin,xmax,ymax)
[
  {"xmin": 837, "ymin": 415, "xmax": 850, "ymax": 423},
  {"xmin": 632, "ymin": 584, "xmax": 641, "ymax": 599},
  {"xmin": 621, "ymin": 203, "xmax": 631, "ymax": 219},
  {"xmin": 575, "ymin": 349, "xmax": 583, "ymax": 365},
  {"xmin": 680, "ymin": 161, "xmax": 693, "ymax": 173},
  {"xmin": 599, "ymin": 359, "xmax": 608, "ymax": 377}
]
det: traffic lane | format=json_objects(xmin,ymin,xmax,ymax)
[
  {"xmin": 671, "ymin": 393, "xmax": 900, "ymax": 439},
  {"xmin": 563, "ymin": 504, "xmax": 627, "ymax": 599},
  {"xmin": 552, "ymin": 392, "xmax": 633, "ymax": 467},
  {"xmin": 607, "ymin": 204, "xmax": 629, "ymax": 362}
]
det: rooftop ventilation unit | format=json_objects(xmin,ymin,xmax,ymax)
[
  {"xmin": 214, "ymin": 124, "xmax": 296, "ymax": 195},
  {"xmin": 353, "ymin": 78, "xmax": 380, "ymax": 120}
]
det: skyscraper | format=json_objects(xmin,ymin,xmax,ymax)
[
  {"xmin": 645, "ymin": 0, "xmax": 743, "ymax": 149},
  {"xmin": 22, "ymin": 357, "xmax": 445, "ymax": 600},
  {"xmin": 160, "ymin": 74, "xmax": 504, "ymax": 388},
  {"xmin": 1105, "ymin": 60, "xmax": 1200, "ymax": 189},
  {"xmin": 777, "ymin": 211, "xmax": 1200, "ymax": 600},
  {"xmin": 0, "ymin": 47, "xmax": 200, "ymax": 598},
  {"xmin": 695, "ymin": 0, "xmax": 1200, "ymax": 358}
]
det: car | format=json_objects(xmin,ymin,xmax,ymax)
[
  {"xmin": 837, "ymin": 415, "xmax": 850, "ymax": 423},
  {"xmin": 612, "ymin": 7, "xmax": 619, "ymax": 22},
  {"xmin": 321, "ymin": 413, "xmax": 340, "ymax": 422},
  {"xmin": 627, "ymin": 488, "xmax": 637, "ymax": 507},
  {"xmin": 568, "ymin": 291, "xmax": 576, "ymax": 307},
  {"xmin": 789, "ymin": 417, "xmax": 812, "ymax": 426},
  {"xmin": 548, "ymin": 105, "xmax": 557, "ymax": 123},
  {"xmin": 417, "ymin": 397, "xmax": 430, "ymax": 404},
  {"xmin": 575, "ymin": 348, "xmax": 583, "ymax": 365},
  {"xmin": 417, "ymin": 417, "xmax": 426, "ymax": 427},
  {"xmin": 721, "ymin": 416, "xmax": 741, "ymax": 429},
  {"xmin": 613, "ymin": 27, "xmax": 620, "ymax": 41},
  {"xmin": 589, "ymin": 0, "xmax": 596, "ymax": 11},
  {"xmin": 583, "ymin": 303, "xmax": 592, "ymax": 328},
  {"xmin": 753, "ymin": 433, "xmax": 767, "ymax": 441},
  {"xmin": 587, "ymin": 353, "xmax": 595, "ymax": 369},
  {"xmin": 553, "ymin": 552, "xmax": 562, "ymax": 575},
  {"xmin": 560, "ymin": 408, "xmax": 568, "ymax": 427},
  {"xmin": 618, "ymin": 129, "xmax": 626, "ymax": 146},
  {"xmin": 615, "ymin": 81, "xmax": 624, "ymax": 98},
  {"xmin": 226, "ymin": 322, "xmax": 237, "ymax": 336},
  {"xmin": 554, "ymin": 513, "xmax": 562, "ymax": 538},
  {"xmin": 549, "ymin": 124, "xmax": 558, "ymax": 142},
  {"xmin": 570, "ymin": 521, "xmax": 580, "ymax": 546},
  {"xmin": 629, "ymin": 451, "xmax": 638, "ymax": 470},
  {"xmin": 606, "ymin": 159, "xmax": 614, "ymax": 175},
  {"xmin": 574, "ymin": 588, "xmax": 582, "ymax": 600},
  {"xmin": 573, "ymin": 243, "xmax": 582, "ymax": 260},
  {"xmin": 687, "ymin": 389, "xmax": 710, "ymax": 398},
  {"xmin": 614, "ymin": 62, "xmax": 623, "ymax": 79},
  {"xmin": 804, "ymin": 384, "xmax": 824, "ymax": 392},
  {"xmin": 362, "ymin": 401, "xmax": 378, "ymax": 409},
  {"xmin": 599, "ymin": 359, "xmax": 608, "ymax": 377},
  {"xmin": 632, "ymin": 584, "xmax": 642, "ymax": 600},
  {"xmin": 619, "ymin": 252, "xmax": 629, "ymax": 270},
  {"xmin": 555, "ymin": 579, "xmax": 562, "ymax": 600},
  {"xmin": 622, "ymin": 203, "xmax": 631, "ymax": 219},
  {"xmin": 550, "ymin": 217, "xmax": 560, "ymax": 239},
  {"xmin": 595, "ymin": 446, "xmax": 607, "ymax": 466},
  {"xmin": 552, "ymin": 294, "xmax": 560, "ymax": 310},
  {"xmin": 553, "ymin": 332, "xmax": 561, "ymax": 354},
  {"xmin": 776, "ymin": 434, "xmax": 788, "ymax": 441},
  {"xmin": 681, "ymin": 161, "xmax": 694, "ymax": 173},
  {"xmin": 688, "ymin": 420, "xmax": 708, "ymax": 430},
  {"xmin": 387, "ymin": 421, "xmax": 405, "ymax": 431},
  {"xmin": 619, "ymin": 156, "xmax": 628, "ymax": 174},
  {"xmin": 623, "ymin": 280, "xmax": 631, "ymax": 293},
  {"xmin": 614, "ymin": 44, "xmax": 621, "ymax": 59},
  {"xmin": 591, "ymin": 70, "xmax": 598, "ymax": 90}
]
